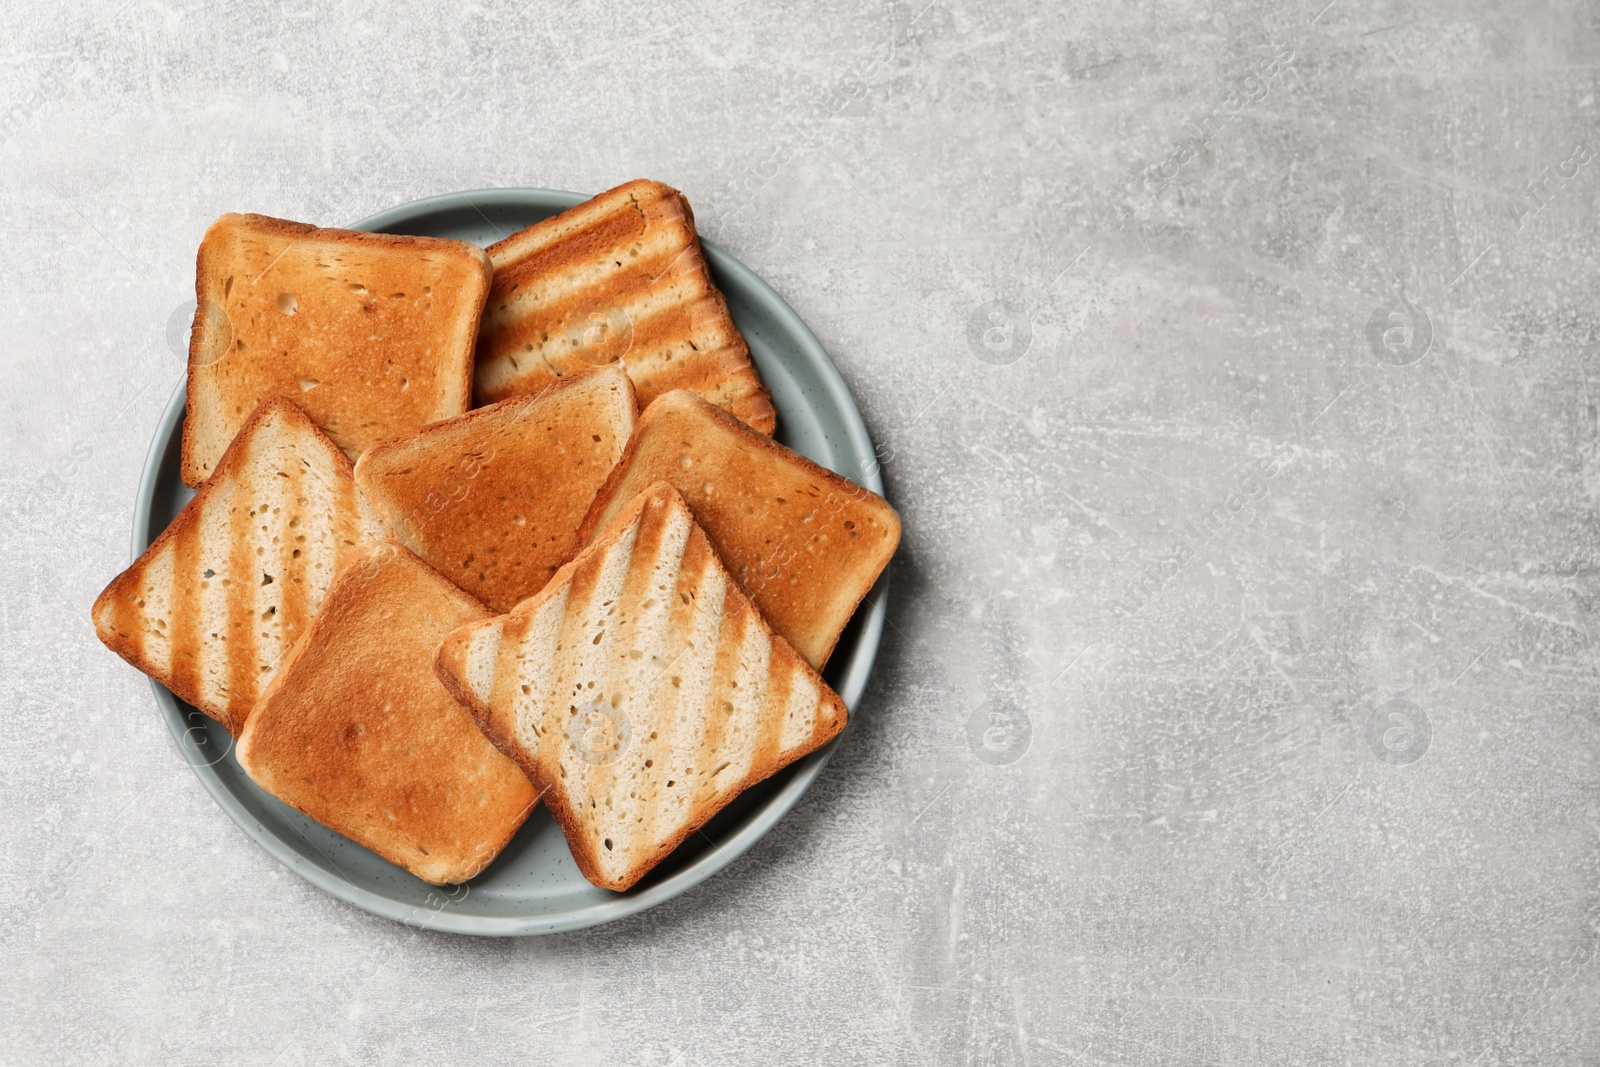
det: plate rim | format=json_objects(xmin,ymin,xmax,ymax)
[{"xmin": 132, "ymin": 186, "xmax": 891, "ymax": 936}]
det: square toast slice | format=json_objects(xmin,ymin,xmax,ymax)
[
  {"xmin": 575, "ymin": 390, "xmax": 900, "ymax": 668},
  {"xmin": 474, "ymin": 179, "xmax": 776, "ymax": 435},
  {"xmin": 236, "ymin": 541, "xmax": 540, "ymax": 886},
  {"xmin": 182, "ymin": 212, "xmax": 492, "ymax": 487},
  {"xmin": 92, "ymin": 397, "xmax": 371, "ymax": 736},
  {"xmin": 434, "ymin": 483, "xmax": 848, "ymax": 892},
  {"xmin": 354, "ymin": 363, "xmax": 637, "ymax": 613}
]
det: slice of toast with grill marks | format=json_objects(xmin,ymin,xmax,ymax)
[
  {"xmin": 354, "ymin": 363, "xmax": 637, "ymax": 613},
  {"xmin": 236, "ymin": 540, "xmax": 540, "ymax": 886},
  {"xmin": 475, "ymin": 180, "xmax": 775, "ymax": 435},
  {"xmin": 576, "ymin": 389, "xmax": 900, "ymax": 668},
  {"xmin": 182, "ymin": 212, "xmax": 491, "ymax": 486},
  {"xmin": 434, "ymin": 483, "xmax": 847, "ymax": 892},
  {"xmin": 93, "ymin": 397, "xmax": 372, "ymax": 736}
]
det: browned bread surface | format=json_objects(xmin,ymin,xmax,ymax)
[
  {"xmin": 434, "ymin": 483, "xmax": 848, "ymax": 892},
  {"xmin": 575, "ymin": 390, "xmax": 900, "ymax": 668},
  {"xmin": 475, "ymin": 179, "xmax": 776, "ymax": 435},
  {"xmin": 236, "ymin": 540, "xmax": 539, "ymax": 886},
  {"xmin": 92, "ymin": 397, "xmax": 370, "ymax": 736},
  {"xmin": 181, "ymin": 212, "xmax": 491, "ymax": 486},
  {"xmin": 354, "ymin": 363, "xmax": 637, "ymax": 613}
]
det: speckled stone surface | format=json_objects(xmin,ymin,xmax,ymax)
[{"xmin": 4, "ymin": 0, "xmax": 1600, "ymax": 1063}]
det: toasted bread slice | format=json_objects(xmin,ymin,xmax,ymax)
[
  {"xmin": 236, "ymin": 541, "xmax": 540, "ymax": 886},
  {"xmin": 435, "ymin": 483, "xmax": 847, "ymax": 893},
  {"xmin": 92, "ymin": 397, "xmax": 371, "ymax": 735},
  {"xmin": 354, "ymin": 363, "xmax": 637, "ymax": 613},
  {"xmin": 181, "ymin": 212, "xmax": 492, "ymax": 487},
  {"xmin": 475, "ymin": 180, "xmax": 776, "ymax": 435},
  {"xmin": 576, "ymin": 390, "xmax": 900, "ymax": 668}
]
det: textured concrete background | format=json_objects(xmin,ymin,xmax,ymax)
[{"xmin": 3, "ymin": 0, "xmax": 1599, "ymax": 1062}]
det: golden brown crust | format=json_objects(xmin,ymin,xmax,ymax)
[
  {"xmin": 475, "ymin": 180, "xmax": 776, "ymax": 435},
  {"xmin": 434, "ymin": 483, "xmax": 849, "ymax": 893},
  {"xmin": 237, "ymin": 541, "xmax": 539, "ymax": 886},
  {"xmin": 92, "ymin": 396, "xmax": 363, "ymax": 736},
  {"xmin": 181, "ymin": 212, "xmax": 491, "ymax": 487},
  {"xmin": 354, "ymin": 363, "xmax": 638, "ymax": 613},
  {"xmin": 575, "ymin": 390, "xmax": 900, "ymax": 668}
]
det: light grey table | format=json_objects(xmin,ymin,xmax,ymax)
[{"xmin": 4, "ymin": 1, "xmax": 1596, "ymax": 1063}]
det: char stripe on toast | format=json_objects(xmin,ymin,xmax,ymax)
[
  {"xmin": 236, "ymin": 540, "xmax": 540, "ymax": 886},
  {"xmin": 92, "ymin": 397, "xmax": 372, "ymax": 736},
  {"xmin": 435, "ymin": 483, "xmax": 848, "ymax": 893},
  {"xmin": 474, "ymin": 180, "xmax": 776, "ymax": 435},
  {"xmin": 575, "ymin": 389, "xmax": 900, "ymax": 669},
  {"xmin": 354, "ymin": 363, "xmax": 638, "ymax": 614}
]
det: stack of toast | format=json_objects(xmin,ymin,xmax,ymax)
[{"xmin": 94, "ymin": 180, "xmax": 900, "ymax": 892}]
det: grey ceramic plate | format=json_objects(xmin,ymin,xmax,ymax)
[{"xmin": 134, "ymin": 188, "xmax": 890, "ymax": 935}]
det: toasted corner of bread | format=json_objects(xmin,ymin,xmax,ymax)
[
  {"xmin": 180, "ymin": 212, "xmax": 492, "ymax": 487},
  {"xmin": 474, "ymin": 179, "xmax": 775, "ymax": 435},
  {"xmin": 354, "ymin": 362, "xmax": 638, "ymax": 613},
  {"xmin": 575, "ymin": 389, "xmax": 900, "ymax": 668},
  {"xmin": 237, "ymin": 539, "xmax": 538, "ymax": 886},
  {"xmin": 433, "ymin": 615, "xmax": 499, "ymax": 719},
  {"xmin": 93, "ymin": 395, "xmax": 368, "ymax": 735},
  {"xmin": 433, "ymin": 480, "xmax": 849, "ymax": 893}
]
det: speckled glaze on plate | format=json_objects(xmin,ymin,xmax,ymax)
[{"xmin": 132, "ymin": 188, "xmax": 891, "ymax": 935}]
